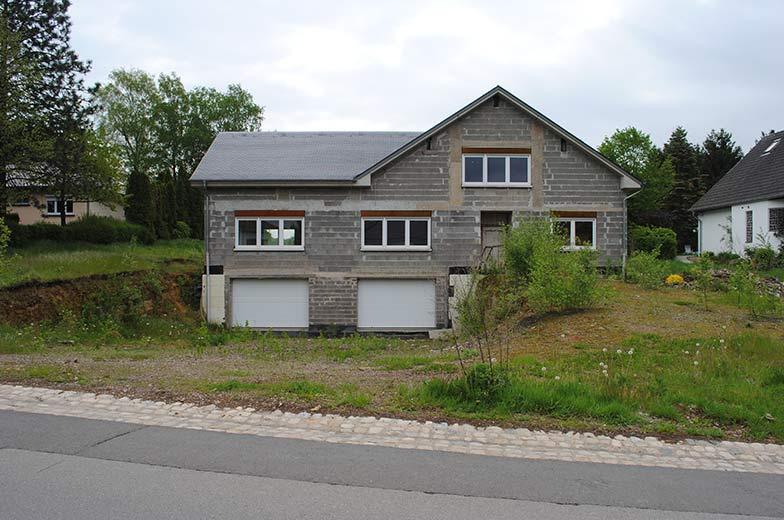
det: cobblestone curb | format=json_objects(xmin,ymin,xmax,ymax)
[{"xmin": 2, "ymin": 384, "xmax": 783, "ymax": 474}]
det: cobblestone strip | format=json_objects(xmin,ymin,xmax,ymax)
[{"xmin": 1, "ymin": 384, "xmax": 783, "ymax": 474}]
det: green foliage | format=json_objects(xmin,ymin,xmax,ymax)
[
  {"xmin": 526, "ymin": 248, "xmax": 600, "ymax": 313},
  {"xmin": 0, "ymin": 218, "xmax": 11, "ymax": 266},
  {"xmin": 630, "ymin": 226, "xmax": 677, "ymax": 259},
  {"xmin": 700, "ymin": 129, "xmax": 743, "ymax": 192},
  {"xmin": 692, "ymin": 255, "xmax": 714, "ymax": 309},
  {"xmin": 9, "ymin": 216, "xmax": 152, "ymax": 246},
  {"xmin": 172, "ymin": 221, "xmax": 192, "ymax": 239},
  {"xmin": 598, "ymin": 128, "xmax": 674, "ymax": 226},
  {"xmin": 746, "ymin": 246, "xmax": 777, "ymax": 271},
  {"xmin": 125, "ymin": 168, "xmax": 155, "ymax": 232},
  {"xmin": 501, "ymin": 218, "xmax": 557, "ymax": 283},
  {"xmin": 663, "ymin": 127, "xmax": 701, "ymax": 250},
  {"xmin": 625, "ymin": 250, "xmax": 665, "ymax": 289}
]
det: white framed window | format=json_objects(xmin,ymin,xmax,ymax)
[
  {"xmin": 462, "ymin": 154, "xmax": 531, "ymax": 187},
  {"xmin": 556, "ymin": 219, "xmax": 596, "ymax": 250},
  {"xmin": 745, "ymin": 210, "xmax": 753, "ymax": 243},
  {"xmin": 234, "ymin": 217, "xmax": 304, "ymax": 251},
  {"xmin": 361, "ymin": 217, "xmax": 431, "ymax": 251},
  {"xmin": 45, "ymin": 198, "xmax": 74, "ymax": 216}
]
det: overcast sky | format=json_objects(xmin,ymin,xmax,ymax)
[{"xmin": 70, "ymin": 0, "xmax": 781, "ymax": 152}]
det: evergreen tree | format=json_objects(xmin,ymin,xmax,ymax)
[
  {"xmin": 0, "ymin": 0, "xmax": 77, "ymax": 216},
  {"xmin": 700, "ymin": 129, "xmax": 743, "ymax": 191},
  {"xmin": 663, "ymin": 127, "xmax": 701, "ymax": 250},
  {"xmin": 125, "ymin": 168, "xmax": 153, "ymax": 231}
]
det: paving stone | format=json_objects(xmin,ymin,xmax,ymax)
[{"xmin": 0, "ymin": 384, "xmax": 782, "ymax": 475}]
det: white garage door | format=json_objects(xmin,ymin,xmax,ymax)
[
  {"xmin": 231, "ymin": 279, "xmax": 309, "ymax": 329},
  {"xmin": 358, "ymin": 279, "xmax": 436, "ymax": 329}
]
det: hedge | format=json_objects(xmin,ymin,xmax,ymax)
[
  {"xmin": 8, "ymin": 215, "xmax": 155, "ymax": 247},
  {"xmin": 630, "ymin": 226, "xmax": 677, "ymax": 259}
]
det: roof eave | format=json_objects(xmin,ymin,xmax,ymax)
[{"xmin": 191, "ymin": 178, "xmax": 365, "ymax": 188}]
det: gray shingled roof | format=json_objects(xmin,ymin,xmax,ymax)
[
  {"xmin": 190, "ymin": 131, "xmax": 421, "ymax": 183},
  {"xmin": 692, "ymin": 131, "xmax": 784, "ymax": 212}
]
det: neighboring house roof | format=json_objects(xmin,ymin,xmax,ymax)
[
  {"xmin": 190, "ymin": 131, "xmax": 420, "ymax": 184},
  {"xmin": 691, "ymin": 130, "xmax": 784, "ymax": 212},
  {"xmin": 190, "ymin": 85, "xmax": 641, "ymax": 189}
]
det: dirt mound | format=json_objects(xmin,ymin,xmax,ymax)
[{"xmin": 0, "ymin": 271, "xmax": 200, "ymax": 325}]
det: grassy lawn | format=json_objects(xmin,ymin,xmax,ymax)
[
  {"xmin": 0, "ymin": 239, "xmax": 203, "ymax": 288},
  {"xmin": 1, "ymin": 280, "xmax": 782, "ymax": 442}
]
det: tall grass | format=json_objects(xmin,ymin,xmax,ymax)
[{"xmin": 404, "ymin": 333, "xmax": 784, "ymax": 441}]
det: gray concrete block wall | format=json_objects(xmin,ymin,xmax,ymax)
[
  {"xmin": 206, "ymin": 97, "xmax": 631, "ymax": 329},
  {"xmin": 309, "ymin": 277, "xmax": 357, "ymax": 329}
]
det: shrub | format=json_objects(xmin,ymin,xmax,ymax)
[
  {"xmin": 10, "ymin": 215, "xmax": 154, "ymax": 247},
  {"xmin": 714, "ymin": 251, "xmax": 740, "ymax": 264},
  {"xmin": 746, "ymin": 246, "xmax": 777, "ymax": 271},
  {"xmin": 502, "ymin": 219, "xmax": 559, "ymax": 283},
  {"xmin": 9, "ymin": 222, "xmax": 63, "ymax": 246},
  {"xmin": 625, "ymin": 250, "xmax": 665, "ymax": 289},
  {"xmin": 172, "ymin": 221, "xmax": 192, "ymax": 239},
  {"xmin": 526, "ymin": 247, "xmax": 600, "ymax": 313},
  {"xmin": 630, "ymin": 226, "xmax": 677, "ymax": 259},
  {"xmin": 0, "ymin": 219, "xmax": 10, "ymax": 272}
]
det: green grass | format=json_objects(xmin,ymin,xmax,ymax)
[
  {"xmin": 204, "ymin": 378, "xmax": 372, "ymax": 409},
  {"xmin": 403, "ymin": 333, "xmax": 784, "ymax": 441},
  {"xmin": 0, "ymin": 239, "xmax": 202, "ymax": 288}
]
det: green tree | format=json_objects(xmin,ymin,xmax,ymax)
[
  {"xmin": 598, "ymin": 127, "xmax": 674, "ymax": 227},
  {"xmin": 663, "ymin": 127, "xmax": 701, "ymax": 250},
  {"xmin": 700, "ymin": 129, "xmax": 743, "ymax": 191},
  {"xmin": 0, "ymin": 0, "xmax": 77, "ymax": 217},
  {"xmin": 94, "ymin": 69, "xmax": 158, "ymax": 226}
]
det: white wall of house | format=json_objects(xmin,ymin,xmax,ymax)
[
  {"xmin": 699, "ymin": 199, "xmax": 784, "ymax": 255},
  {"xmin": 697, "ymin": 208, "xmax": 732, "ymax": 253}
]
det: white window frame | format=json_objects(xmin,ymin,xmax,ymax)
[
  {"xmin": 45, "ymin": 197, "xmax": 74, "ymax": 216},
  {"xmin": 462, "ymin": 154, "xmax": 531, "ymax": 187},
  {"xmin": 556, "ymin": 218, "xmax": 597, "ymax": 250},
  {"xmin": 361, "ymin": 217, "xmax": 431, "ymax": 251},
  {"xmin": 234, "ymin": 217, "xmax": 305, "ymax": 251}
]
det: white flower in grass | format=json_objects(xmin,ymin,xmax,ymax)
[
  {"xmin": 554, "ymin": 376, "xmax": 561, "ymax": 381},
  {"xmin": 693, "ymin": 360, "xmax": 699, "ymax": 366},
  {"xmin": 719, "ymin": 339, "xmax": 725, "ymax": 344},
  {"xmin": 616, "ymin": 349, "xmax": 622, "ymax": 354},
  {"xmin": 684, "ymin": 350, "xmax": 689, "ymax": 355},
  {"xmin": 602, "ymin": 369, "xmax": 609, "ymax": 377},
  {"xmin": 627, "ymin": 349, "xmax": 634, "ymax": 355},
  {"xmin": 541, "ymin": 366, "xmax": 547, "ymax": 372},
  {"xmin": 602, "ymin": 348, "xmax": 608, "ymax": 353},
  {"xmin": 696, "ymin": 342, "xmax": 701, "ymax": 347}
]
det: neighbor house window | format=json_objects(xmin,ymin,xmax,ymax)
[
  {"xmin": 745, "ymin": 210, "xmax": 753, "ymax": 243},
  {"xmin": 556, "ymin": 218, "xmax": 596, "ymax": 249},
  {"xmin": 769, "ymin": 208, "xmax": 784, "ymax": 234},
  {"xmin": 361, "ymin": 214, "xmax": 430, "ymax": 251},
  {"xmin": 462, "ymin": 154, "xmax": 530, "ymax": 187},
  {"xmin": 234, "ymin": 213, "xmax": 304, "ymax": 251},
  {"xmin": 45, "ymin": 198, "xmax": 74, "ymax": 216}
]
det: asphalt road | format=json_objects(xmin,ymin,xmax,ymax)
[{"xmin": 1, "ymin": 409, "xmax": 782, "ymax": 519}]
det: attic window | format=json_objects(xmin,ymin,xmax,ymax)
[
  {"xmin": 560, "ymin": 138, "xmax": 568, "ymax": 152},
  {"xmin": 426, "ymin": 137, "xmax": 432, "ymax": 150},
  {"xmin": 762, "ymin": 138, "xmax": 780, "ymax": 155},
  {"xmin": 492, "ymin": 94, "xmax": 500, "ymax": 108}
]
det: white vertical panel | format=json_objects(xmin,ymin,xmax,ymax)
[
  {"xmin": 231, "ymin": 279, "xmax": 309, "ymax": 329},
  {"xmin": 358, "ymin": 279, "xmax": 436, "ymax": 329}
]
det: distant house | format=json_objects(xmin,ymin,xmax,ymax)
[
  {"xmin": 692, "ymin": 131, "xmax": 783, "ymax": 255},
  {"xmin": 6, "ymin": 174, "xmax": 123, "ymax": 225},
  {"xmin": 190, "ymin": 86, "xmax": 641, "ymax": 331}
]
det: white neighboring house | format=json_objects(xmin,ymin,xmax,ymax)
[{"xmin": 692, "ymin": 131, "xmax": 784, "ymax": 255}]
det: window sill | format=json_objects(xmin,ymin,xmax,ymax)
[
  {"xmin": 361, "ymin": 246, "xmax": 432, "ymax": 252},
  {"xmin": 234, "ymin": 246, "xmax": 305, "ymax": 252},
  {"xmin": 462, "ymin": 183, "xmax": 531, "ymax": 188},
  {"xmin": 44, "ymin": 213, "xmax": 75, "ymax": 217},
  {"xmin": 561, "ymin": 246, "xmax": 596, "ymax": 251}
]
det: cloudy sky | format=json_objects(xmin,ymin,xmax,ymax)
[{"xmin": 70, "ymin": 0, "xmax": 781, "ymax": 151}]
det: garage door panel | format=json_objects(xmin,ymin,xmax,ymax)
[
  {"xmin": 358, "ymin": 280, "xmax": 436, "ymax": 329},
  {"xmin": 232, "ymin": 279, "xmax": 308, "ymax": 328}
]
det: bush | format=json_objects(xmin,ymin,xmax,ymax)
[
  {"xmin": 172, "ymin": 221, "xmax": 192, "ymax": 239},
  {"xmin": 630, "ymin": 226, "xmax": 677, "ymax": 260},
  {"xmin": 526, "ymin": 247, "xmax": 601, "ymax": 313},
  {"xmin": 9, "ymin": 216, "xmax": 154, "ymax": 247},
  {"xmin": 625, "ymin": 250, "xmax": 665, "ymax": 289},
  {"xmin": 746, "ymin": 246, "xmax": 777, "ymax": 270},
  {"xmin": 715, "ymin": 251, "xmax": 740, "ymax": 264},
  {"xmin": 0, "ymin": 219, "xmax": 10, "ymax": 271},
  {"xmin": 502, "ymin": 219, "xmax": 558, "ymax": 283}
]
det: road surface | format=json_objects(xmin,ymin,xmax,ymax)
[{"xmin": 1, "ymin": 410, "xmax": 782, "ymax": 519}]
